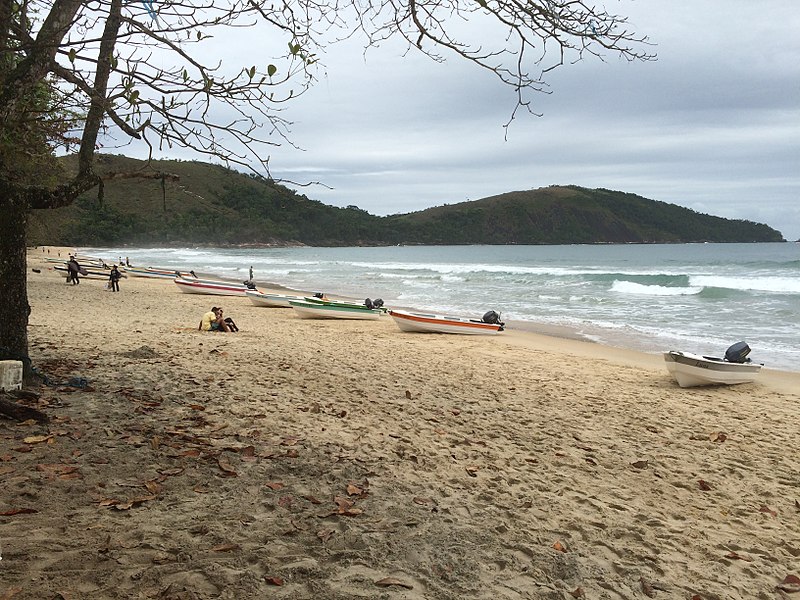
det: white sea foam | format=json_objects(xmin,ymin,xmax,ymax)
[
  {"xmin": 690, "ymin": 275, "xmax": 800, "ymax": 294},
  {"xmin": 611, "ymin": 281, "xmax": 703, "ymax": 296}
]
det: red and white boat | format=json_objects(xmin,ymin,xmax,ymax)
[
  {"xmin": 388, "ymin": 309, "xmax": 504, "ymax": 335},
  {"xmin": 174, "ymin": 277, "xmax": 248, "ymax": 296}
]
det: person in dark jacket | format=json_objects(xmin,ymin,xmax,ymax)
[
  {"xmin": 109, "ymin": 265, "xmax": 122, "ymax": 292},
  {"xmin": 67, "ymin": 256, "xmax": 81, "ymax": 285}
]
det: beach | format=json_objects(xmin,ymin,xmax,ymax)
[{"xmin": 1, "ymin": 249, "xmax": 799, "ymax": 599}]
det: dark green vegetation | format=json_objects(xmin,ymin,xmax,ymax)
[{"xmin": 27, "ymin": 155, "xmax": 784, "ymax": 246}]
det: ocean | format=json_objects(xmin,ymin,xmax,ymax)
[{"xmin": 85, "ymin": 243, "xmax": 800, "ymax": 372}]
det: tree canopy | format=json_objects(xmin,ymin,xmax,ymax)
[{"xmin": 2, "ymin": 0, "xmax": 653, "ymax": 191}]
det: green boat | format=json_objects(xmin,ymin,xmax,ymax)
[
  {"xmin": 289, "ymin": 300, "xmax": 383, "ymax": 320},
  {"xmin": 303, "ymin": 295, "xmax": 388, "ymax": 312}
]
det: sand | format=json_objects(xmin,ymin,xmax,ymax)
[{"xmin": 1, "ymin": 248, "xmax": 799, "ymax": 600}]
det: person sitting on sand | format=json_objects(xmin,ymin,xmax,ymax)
[
  {"xmin": 216, "ymin": 307, "xmax": 239, "ymax": 332},
  {"xmin": 199, "ymin": 307, "xmax": 238, "ymax": 332},
  {"xmin": 200, "ymin": 307, "xmax": 221, "ymax": 331}
]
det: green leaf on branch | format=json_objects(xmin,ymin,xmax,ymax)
[{"xmin": 267, "ymin": 64, "xmax": 277, "ymax": 77}]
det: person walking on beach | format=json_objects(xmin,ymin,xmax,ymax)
[
  {"xmin": 109, "ymin": 265, "xmax": 122, "ymax": 292},
  {"xmin": 66, "ymin": 256, "xmax": 81, "ymax": 285}
]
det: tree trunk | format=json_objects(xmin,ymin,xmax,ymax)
[{"xmin": 0, "ymin": 194, "xmax": 31, "ymax": 378}]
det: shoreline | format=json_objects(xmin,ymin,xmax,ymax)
[
  {"xmin": 31, "ymin": 245, "xmax": 800, "ymax": 378},
  {"xmin": 76, "ymin": 243, "xmax": 800, "ymax": 374}
]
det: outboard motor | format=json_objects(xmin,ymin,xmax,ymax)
[
  {"xmin": 314, "ymin": 292, "xmax": 325, "ymax": 299},
  {"xmin": 244, "ymin": 280, "xmax": 257, "ymax": 290},
  {"xmin": 364, "ymin": 298, "xmax": 384, "ymax": 309},
  {"xmin": 482, "ymin": 310, "xmax": 503, "ymax": 325},
  {"xmin": 725, "ymin": 341, "xmax": 751, "ymax": 363}
]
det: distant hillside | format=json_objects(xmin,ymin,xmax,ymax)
[
  {"xmin": 383, "ymin": 186, "xmax": 784, "ymax": 244},
  {"xmin": 27, "ymin": 155, "xmax": 383, "ymax": 246},
  {"xmin": 26, "ymin": 156, "xmax": 784, "ymax": 245}
]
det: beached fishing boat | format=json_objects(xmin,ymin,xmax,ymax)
[
  {"xmin": 45, "ymin": 257, "xmax": 84, "ymax": 266},
  {"xmin": 289, "ymin": 300, "xmax": 383, "ymax": 320},
  {"xmin": 47, "ymin": 256, "xmax": 109, "ymax": 269},
  {"xmin": 303, "ymin": 295, "xmax": 388, "ymax": 312},
  {"xmin": 126, "ymin": 267, "xmax": 196, "ymax": 279},
  {"xmin": 663, "ymin": 345, "xmax": 762, "ymax": 388},
  {"xmin": 74, "ymin": 255, "xmax": 111, "ymax": 268},
  {"xmin": 246, "ymin": 290, "xmax": 306, "ymax": 307},
  {"xmin": 53, "ymin": 265, "xmax": 125, "ymax": 280},
  {"xmin": 174, "ymin": 277, "xmax": 248, "ymax": 296},
  {"xmin": 388, "ymin": 309, "xmax": 505, "ymax": 335}
]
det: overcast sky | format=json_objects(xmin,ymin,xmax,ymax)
[{"xmin": 149, "ymin": 1, "xmax": 800, "ymax": 240}]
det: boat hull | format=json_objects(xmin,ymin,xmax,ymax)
[
  {"xmin": 663, "ymin": 351, "xmax": 762, "ymax": 387},
  {"xmin": 289, "ymin": 301, "xmax": 382, "ymax": 320},
  {"xmin": 246, "ymin": 291, "xmax": 305, "ymax": 307},
  {"xmin": 304, "ymin": 296, "xmax": 388, "ymax": 312},
  {"xmin": 53, "ymin": 266, "xmax": 124, "ymax": 279},
  {"xmin": 126, "ymin": 267, "xmax": 195, "ymax": 279},
  {"xmin": 174, "ymin": 277, "xmax": 247, "ymax": 296},
  {"xmin": 388, "ymin": 310, "xmax": 504, "ymax": 335}
]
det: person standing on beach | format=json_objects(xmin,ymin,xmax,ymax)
[
  {"xmin": 249, "ymin": 266, "xmax": 254, "ymax": 281},
  {"xmin": 109, "ymin": 265, "xmax": 122, "ymax": 292},
  {"xmin": 66, "ymin": 256, "xmax": 80, "ymax": 285}
]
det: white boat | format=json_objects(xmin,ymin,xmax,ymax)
[
  {"xmin": 246, "ymin": 290, "xmax": 306, "ymax": 307},
  {"xmin": 74, "ymin": 255, "xmax": 110, "ymax": 268},
  {"xmin": 174, "ymin": 277, "xmax": 248, "ymax": 296},
  {"xmin": 388, "ymin": 309, "xmax": 504, "ymax": 335},
  {"xmin": 47, "ymin": 256, "xmax": 108, "ymax": 269},
  {"xmin": 289, "ymin": 300, "xmax": 383, "ymax": 320},
  {"xmin": 126, "ymin": 266, "xmax": 196, "ymax": 279},
  {"xmin": 53, "ymin": 265, "xmax": 125, "ymax": 279},
  {"xmin": 663, "ymin": 350, "xmax": 762, "ymax": 387}
]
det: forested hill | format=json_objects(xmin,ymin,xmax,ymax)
[
  {"xmin": 386, "ymin": 187, "xmax": 785, "ymax": 244},
  {"xmin": 26, "ymin": 155, "xmax": 784, "ymax": 245}
]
